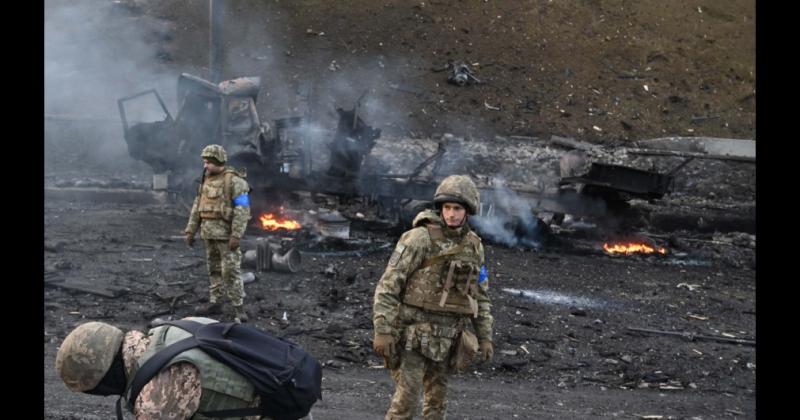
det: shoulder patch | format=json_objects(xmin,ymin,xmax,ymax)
[
  {"xmin": 388, "ymin": 243, "xmax": 406, "ymax": 267},
  {"xmin": 478, "ymin": 265, "xmax": 489, "ymax": 284}
]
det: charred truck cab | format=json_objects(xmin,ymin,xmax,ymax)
[
  {"xmin": 119, "ymin": 74, "xmax": 279, "ymax": 209},
  {"xmin": 118, "ymin": 73, "xmax": 382, "ymax": 215}
]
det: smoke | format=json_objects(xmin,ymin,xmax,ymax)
[
  {"xmin": 45, "ymin": 0, "xmax": 178, "ymax": 118},
  {"xmin": 45, "ymin": 0, "xmax": 181, "ymax": 176},
  {"xmin": 470, "ymin": 181, "xmax": 545, "ymax": 249}
]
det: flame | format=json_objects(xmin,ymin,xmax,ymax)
[
  {"xmin": 259, "ymin": 213, "xmax": 301, "ymax": 231},
  {"xmin": 603, "ymin": 242, "xmax": 667, "ymax": 255}
]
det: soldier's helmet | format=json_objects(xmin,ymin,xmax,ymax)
[
  {"xmin": 56, "ymin": 321, "xmax": 125, "ymax": 392},
  {"xmin": 433, "ymin": 175, "xmax": 480, "ymax": 215},
  {"xmin": 201, "ymin": 144, "xmax": 228, "ymax": 164}
]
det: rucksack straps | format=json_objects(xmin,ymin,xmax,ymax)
[
  {"xmin": 122, "ymin": 320, "xmax": 263, "ymax": 419},
  {"xmin": 122, "ymin": 335, "xmax": 199, "ymax": 420}
]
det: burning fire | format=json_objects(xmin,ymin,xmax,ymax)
[
  {"xmin": 603, "ymin": 241, "xmax": 667, "ymax": 255},
  {"xmin": 259, "ymin": 213, "xmax": 301, "ymax": 231}
]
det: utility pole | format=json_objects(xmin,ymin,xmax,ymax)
[{"xmin": 209, "ymin": 0, "xmax": 224, "ymax": 83}]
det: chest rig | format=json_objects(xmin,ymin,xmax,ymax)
[
  {"xmin": 197, "ymin": 171, "xmax": 236, "ymax": 222},
  {"xmin": 402, "ymin": 224, "xmax": 482, "ymax": 317}
]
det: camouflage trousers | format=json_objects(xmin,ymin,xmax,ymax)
[
  {"xmin": 385, "ymin": 305, "xmax": 464, "ymax": 420},
  {"xmin": 204, "ymin": 239, "xmax": 245, "ymax": 306}
]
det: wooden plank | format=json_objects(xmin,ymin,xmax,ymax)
[{"xmin": 46, "ymin": 281, "xmax": 128, "ymax": 298}]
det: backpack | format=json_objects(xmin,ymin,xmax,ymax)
[{"xmin": 119, "ymin": 319, "xmax": 323, "ymax": 420}]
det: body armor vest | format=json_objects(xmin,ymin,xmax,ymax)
[
  {"xmin": 130, "ymin": 319, "xmax": 257, "ymax": 416},
  {"xmin": 198, "ymin": 171, "xmax": 237, "ymax": 221},
  {"xmin": 402, "ymin": 224, "xmax": 482, "ymax": 316}
]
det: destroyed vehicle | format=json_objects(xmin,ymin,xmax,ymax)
[
  {"xmin": 117, "ymin": 73, "xmax": 690, "ymax": 245},
  {"xmin": 117, "ymin": 73, "xmax": 402, "ymax": 217}
]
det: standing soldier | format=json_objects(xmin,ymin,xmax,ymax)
[
  {"xmin": 185, "ymin": 144, "xmax": 252, "ymax": 323},
  {"xmin": 372, "ymin": 175, "xmax": 494, "ymax": 420}
]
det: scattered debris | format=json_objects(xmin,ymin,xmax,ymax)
[
  {"xmin": 627, "ymin": 327, "xmax": 755, "ymax": 346},
  {"xmin": 569, "ymin": 308, "xmax": 587, "ymax": 317},
  {"xmin": 46, "ymin": 281, "xmax": 128, "ymax": 299},
  {"xmin": 388, "ymin": 83, "xmax": 424, "ymax": 96},
  {"xmin": 676, "ymin": 283, "xmax": 701, "ymax": 291},
  {"xmin": 241, "ymin": 272, "xmax": 257, "ymax": 284},
  {"xmin": 484, "ymin": 101, "xmax": 500, "ymax": 111},
  {"xmin": 447, "ymin": 62, "xmax": 481, "ymax": 86}
]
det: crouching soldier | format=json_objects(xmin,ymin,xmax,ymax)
[
  {"xmin": 56, "ymin": 318, "xmax": 263, "ymax": 419},
  {"xmin": 372, "ymin": 175, "xmax": 494, "ymax": 420}
]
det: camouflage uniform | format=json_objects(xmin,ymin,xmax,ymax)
[
  {"xmin": 185, "ymin": 148, "xmax": 252, "ymax": 309},
  {"xmin": 56, "ymin": 318, "xmax": 263, "ymax": 420},
  {"xmin": 373, "ymin": 209, "xmax": 493, "ymax": 420},
  {"xmin": 122, "ymin": 323, "xmax": 262, "ymax": 420},
  {"xmin": 122, "ymin": 330, "xmax": 203, "ymax": 419}
]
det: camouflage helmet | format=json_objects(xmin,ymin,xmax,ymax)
[
  {"xmin": 433, "ymin": 175, "xmax": 480, "ymax": 215},
  {"xmin": 201, "ymin": 144, "xmax": 227, "ymax": 164},
  {"xmin": 56, "ymin": 322, "xmax": 125, "ymax": 392}
]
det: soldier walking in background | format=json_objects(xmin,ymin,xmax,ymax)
[
  {"xmin": 372, "ymin": 175, "xmax": 494, "ymax": 420},
  {"xmin": 185, "ymin": 144, "xmax": 252, "ymax": 323}
]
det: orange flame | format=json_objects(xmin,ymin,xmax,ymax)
[
  {"xmin": 259, "ymin": 213, "xmax": 302, "ymax": 231},
  {"xmin": 603, "ymin": 242, "xmax": 667, "ymax": 255}
]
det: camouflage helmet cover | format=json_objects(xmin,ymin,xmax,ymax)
[
  {"xmin": 201, "ymin": 144, "xmax": 228, "ymax": 164},
  {"xmin": 55, "ymin": 321, "xmax": 125, "ymax": 392},
  {"xmin": 433, "ymin": 175, "xmax": 480, "ymax": 215}
]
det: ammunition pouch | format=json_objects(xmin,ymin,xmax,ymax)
[
  {"xmin": 402, "ymin": 322, "xmax": 459, "ymax": 363},
  {"xmin": 198, "ymin": 172, "xmax": 235, "ymax": 221},
  {"xmin": 383, "ymin": 336, "xmax": 401, "ymax": 370},
  {"xmin": 450, "ymin": 329, "xmax": 479, "ymax": 373}
]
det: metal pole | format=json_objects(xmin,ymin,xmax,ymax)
[{"xmin": 209, "ymin": 0, "xmax": 224, "ymax": 83}]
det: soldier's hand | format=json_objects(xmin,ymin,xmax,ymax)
[
  {"xmin": 479, "ymin": 340, "xmax": 494, "ymax": 363},
  {"xmin": 186, "ymin": 233, "xmax": 195, "ymax": 248},
  {"xmin": 373, "ymin": 333, "xmax": 395, "ymax": 359},
  {"xmin": 229, "ymin": 237, "xmax": 240, "ymax": 251}
]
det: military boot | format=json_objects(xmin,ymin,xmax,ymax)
[
  {"xmin": 233, "ymin": 305, "xmax": 249, "ymax": 323},
  {"xmin": 196, "ymin": 301, "xmax": 223, "ymax": 316}
]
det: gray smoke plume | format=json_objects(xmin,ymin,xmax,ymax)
[
  {"xmin": 45, "ymin": 0, "xmax": 179, "ymax": 117},
  {"xmin": 45, "ymin": 0, "xmax": 181, "ymax": 177},
  {"xmin": 470, "ymin": 181, "xmax": 545, "ymax": 249}
]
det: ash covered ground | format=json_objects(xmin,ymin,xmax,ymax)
[
  {"xmin": 45, "ymin": 1, "xmax": 756, "ymax": 419},
  {"xmin": 44, "ymin": 144, "xmax": 756, "ymax": 419}
]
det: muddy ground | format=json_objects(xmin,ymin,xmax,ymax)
[
  {"xmin": 44, "ymin": 0, "xmax": 756, "ymax": 418},
  {"xmin": 43, "ymin": 185, "xmax": 756, "ymax": 420},
  {"xmin": 44, "ymin": 131, "xmax": 756, "ymax": 419}
]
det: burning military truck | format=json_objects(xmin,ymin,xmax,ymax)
[{"xmin": 118, "ymin": 73, "xmax": 687, "ymax": 247}]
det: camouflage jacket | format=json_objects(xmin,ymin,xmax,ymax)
[
  {"xmin": 122, "ymin": 330, "xmax": 261, "ymax": 420},
  {"xmin": 373, "ymin": 210, "xmax": 494, "ymax": 343},
  {"xmin": 185, "ymin": 168, "xmax": 252, "ymax": 240}
]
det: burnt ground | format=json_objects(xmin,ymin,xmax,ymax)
[
  {"xmin": 43, "ymin": 188, "xmax": 756, "ymax": 420},
  {"xmin": 44, "ymin": 134, "xmax": 756, "ymax": 419},
  {"xmin": 44, "ymin": 0, "xmax": 756, "ymax": 419}
]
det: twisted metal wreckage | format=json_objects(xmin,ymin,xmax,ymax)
[{"xmin": 118, "ymin": 73, "xmax": 753, "ymax": 250}]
